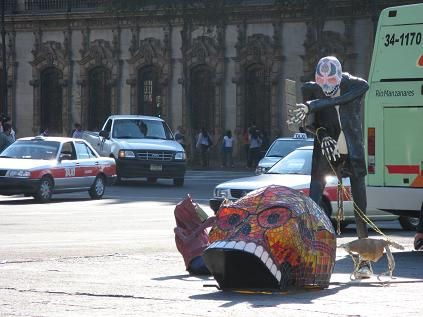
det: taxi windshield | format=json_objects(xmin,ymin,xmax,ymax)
[
  {"xmin": 0, "ymin": 140, "xmax": 60, "ymax": 160},
  {"xmin": 266, "ymin": 139, "xmax": 313, "ymax": 157},
  {"xmin": 112, "ymin": 119, "xmax": 173, "ymax": 140},
  {"xmin": 267, "ymin": 149, "xmax": 312, "ymax": 175}
]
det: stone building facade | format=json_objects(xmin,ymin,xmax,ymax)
[{"xmin": 0, "ymin": 0, "xmax": 415, "ymax": 160}]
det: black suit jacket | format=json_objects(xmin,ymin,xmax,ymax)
[{"xmin": 301, "ymin": 72, "xmax": 369, "ymax": 178}]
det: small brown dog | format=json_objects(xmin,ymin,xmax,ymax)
[{"xmin": 340, "ymin": 238, "xmax": 404, "ymax": 280}]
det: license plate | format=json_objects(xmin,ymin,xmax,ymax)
[{"xmin": 150, "ymin": 164, "xmax": 162, "ymax": 171}]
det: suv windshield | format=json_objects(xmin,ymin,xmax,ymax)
[
  {"xmin": 266, "ymin": 139, "xmax": 313, "ymax": 157},
  {"xmin": 267, "ymin": 149, "xmax": 312, "ymax": 175},
  {"xmin": 0, "ymin": 140, "xmax": 60, "ymax": 160},
  {"xmin": 112, "ymin": 119, "xmax": 173, "ymax": 140}
]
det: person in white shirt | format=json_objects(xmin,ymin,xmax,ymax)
[
  {"xmin": 72, "ymin": 123, "xmax": 84, "ymax": 139},
  {"xmin": 221, "ymin": 130, "xmax": 234, "ymax": 168},
  {"xmin": 248, "ymin": 129, "xmax": 262, "ymax": 168}
]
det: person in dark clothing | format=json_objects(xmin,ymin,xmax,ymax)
[
  {"xmin": 248, "ymin": 129, "xmax": 262, "ymax": 169},
  {"xmin": 0, "ymin": 123, "xmax": 14, "ymax": 152},
  {"xmin": 414, "ymin": 205, "xmax": 423, "ymax": 250},
  {"xmin": 288, "ymin": 56, "xmax": 371, "ymax": 278},
  {"xmin": 196, "ymin": 127, "xmax": 212, "ymax": 167}
]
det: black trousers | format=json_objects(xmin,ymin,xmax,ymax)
[
  {"xmin": 417, "ymin": 204, "xmax": 423, "ymax": 234},
  {"xmin": 310, "ymin": 157, "xmax": 368, "ymax": 239}
]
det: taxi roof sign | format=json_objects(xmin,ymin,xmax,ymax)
[{"xmin": 293, "ymin": 133, "xmax": 307, "ymax": 139}]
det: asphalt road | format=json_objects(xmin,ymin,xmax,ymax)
[{"xmin": 0, "ymin": 170, "xmax": 422, "ymax": 316}]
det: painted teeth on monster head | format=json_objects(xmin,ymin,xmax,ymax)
[
  {"xmin": 254, "ymin": 245, "xmax": 264, "ymax": 257},
  {"xmin": 208, "ymin": 240, "xmax": 281, "ymax": 281},
  {"xmin": 276, "ymin": 270, "xmax": 281, "ymax": 282},
  {"xmin": 261, "ymin": 251, "xmax": 269, "ymax": 263},
  {"xmin": 216, "ymin": 241, "xmax": 226, "ymax": 248},
  {"xmin": 244, "ymin": 242, "xmax": 256, "ymax": 253},
  {"xmin": 234, "ymin": 241, "xmax": 246, "ymax": 250},
  {"xmin": 225, "ymin": 241, "xmax": 236, "ymax": 249}
]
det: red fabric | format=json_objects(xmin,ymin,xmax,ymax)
[{"xmin": 174, "ymin": 196, "xmax": 211, "ymax": 269}]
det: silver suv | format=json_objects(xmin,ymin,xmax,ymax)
[{"xmin": 255, "ymin": 133, "xmax": 313, "ymax": 174}]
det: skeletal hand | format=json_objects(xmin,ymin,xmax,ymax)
[
  {"xmin": 287, "ymin": 103, "xmax": 309, "ymax": 125},
  {"xmin": 321, "ymin": 136, "xmax": 340, "ymax": 162}
]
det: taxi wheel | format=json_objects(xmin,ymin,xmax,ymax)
[
  {"xmin": 399, "ymin": 216, "xmax": 418, "ymax": 231},
  {"xmin": 89, "ymin": 175, "xmax": 105, "ymax": 199},
  {"xmin": 34, "ymin": 176, "xmax": 53, "ymax": 203}
]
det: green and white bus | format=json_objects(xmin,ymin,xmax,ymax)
[{"xmin": 365, "ymin": 3, "xmax": 423, "ymax": 222}]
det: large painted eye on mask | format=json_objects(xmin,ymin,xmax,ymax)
[
  {"xmin": 258, "ymin": 207, "xmax": 292, "ymax": 229},
  {"xmin": 217, "ymin": 207, "xmax": 248, "ymax": 231}
]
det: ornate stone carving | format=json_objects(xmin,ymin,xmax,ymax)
[
  {"xmin": 184, "ymin": 34, "xmax": 225, "ymax": 137},
  {"xmin": 127, "ymin": 36, "xmax": 170, "ymax": 119},
  {"xmin": 30, "ymin": 35, "xmax": 72, "ymax": 135},
  {"xmin": 78, "ymin": 36, "xmax": 121, "ymax": 129},
  {"xmin": 0, "ymin": 31, "xmax": 17, "ymax": 119},
  {"xmin": 233, "ymin": 32, "xmax": 283, "ymax": 141},
  {"xmin": 301, "ymin": 27, "xmax": 354, "ymax": 81}
]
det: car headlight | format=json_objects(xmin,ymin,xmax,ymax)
[
  {"xmin": 255, "ymin": 166, "xmax": 266, "ymax": 175},
  {"xmin": 7, "ymin": 170, "xmax": 31, "ymax": 178},
  {"xmin": 174, "ymin": 151, "xmax": 186, "ymax": 160},
  {"xmin": 215, "ymin": 188, "xmax": 231, "ymax": 198},
  {"xmin": 118, "ymin": 150, "xmax": 135, "ymax": 158}
]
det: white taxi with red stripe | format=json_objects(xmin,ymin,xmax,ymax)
[
  {"xmin": 0, "ymin": 136, "xmax": 116, "ymax": 202},
  {"xmin": 210, "ymin": 146, "xmax": 402, "ymax": 229}
]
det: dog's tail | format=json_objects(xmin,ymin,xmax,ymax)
[{"xmin": 388, "ymin": 240, "xmax": 404, "ymax": 250}]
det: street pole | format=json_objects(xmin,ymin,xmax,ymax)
[
  {"xmin": 1, "ymin": 0, "xmax": 8, "ymax": 116},
  {"xmin": 371, "ymin": 0, "xmax": 378, "ymax": 38}
]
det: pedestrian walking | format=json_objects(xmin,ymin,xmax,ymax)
[
  {"xmin": 0, "ymin": 123, "xmax": 15, "ymax": 153},
  {"xmin": 72, "ymin": 123, "xmax": 84, "ymax": 139},
  {"xmin": 174, "ymin": 126, "xmax": 186, "ymax": 150},
  {"xmin": 242, "ymin": 128, "xmax": 250, "ymax": 167},
  {"xmin": 196, "ymin": 127, "xmax": 212, "ymax": 168},
  {"xmin": 39, "ymin": 128, "xmax": 49, "ymax": 137},
  {"xmin": 221, "ymin": 130, "xmax": 234, "ymax": 168},
  {"xmin": 248, "ymin": 129, "xmax": 262, "ymax": 168}
]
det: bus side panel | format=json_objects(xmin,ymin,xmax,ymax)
[{"xmin": 383, "ymin": 106, "xmax": 423, "ymax": 187}]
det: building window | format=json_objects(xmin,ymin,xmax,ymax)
[
  {"xmin": 190, "ymin": 66, "xmax": 215, "ymax": 133},
  {"xmin": 88, "ymin": 66, "xmax": 111, "ymax": 131},
  {"xmin": 137, "ymin": 66, "xmax": 159, "ymax": 116},
  {"xmin": 245, "ymin": 63, "xmax": 269, "ymax": 133},
  {"xmin": 40, "ymin": 67, "xmax": 63, "ymax": 135}
]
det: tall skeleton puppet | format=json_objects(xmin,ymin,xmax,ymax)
[{"xmin": 288, "ymin": 56, "xmax": 371, "ymax": 277}]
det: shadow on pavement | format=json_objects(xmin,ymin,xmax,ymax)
[
  {"xmin": 188, "ymin": 251, "xmax": 423, "ymax": 307},
  {"xmin": 153, "ymin": 273, "xmax": 214, "ymax": 282},
  {"xmin": 335, "ymin": 250, "xmax": 423, "ymax": 279}
]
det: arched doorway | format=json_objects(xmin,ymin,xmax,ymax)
[
  {"xmin": 40, "ymin": 67, "xmax": 63, "ymax": 135},
  {"xmin": 0, "ymin": 68, "xmax": 4, "ymax": 114},
  {"xmin": 88, "ymin": 66, "xmax": 111, "ymax": 131},
  {"xmin": 190, "ymin": 66, "xmax": 215, "ymax": 133},
  {"xmin": 137, "ymin": 66, "xmax": 160, "ymax": 116},
  {"xmin": 245, "ymin": 63, "xmax": 270, "ymax": 133}
]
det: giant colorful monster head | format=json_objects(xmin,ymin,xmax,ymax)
[
  {"xmin": 315, "ymin": 56, "xmax": 343, "ymax": 97},
  {"xmin": 203, "ymin": 185, "xmax": 336, "ymax": 290}
]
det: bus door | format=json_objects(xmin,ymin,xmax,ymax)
[{"xmin": 383, "ymin": 105, "xmax": 423, "ymax": 187}]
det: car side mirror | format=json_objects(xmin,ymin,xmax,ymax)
[
  {"xmin": 99, "ymin": 130, "xmax": 109, "ymax": 139},
  {"xmin": 59, "ymin": 153, "xmax": 72, "ymax": 161}
]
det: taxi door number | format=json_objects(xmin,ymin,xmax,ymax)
[{"xmin": 65, "ymin": 168, "xmax": 76, "ymax": 177}]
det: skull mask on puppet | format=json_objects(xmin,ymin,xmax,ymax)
[{"xmin": 315, "ymin": 56, "xmax": 342, "ymax": 97}]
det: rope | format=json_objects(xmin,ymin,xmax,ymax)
[{"xmin": 313, "ymin": 128, "xmax": 389, "ymax": 239}]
